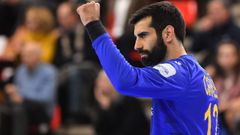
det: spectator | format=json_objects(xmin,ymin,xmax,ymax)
[
  {"xmin": 5, "ymin": 42, "xmax": 57, "ymax": 135},
  {"xmin": 54, "ymin": 2, "xmax": 97, "ymax": 67},
  {"xmin": 191, "ymin": 0, "xmax": 240, "ymax": 66},
  {"xmin": 207, "ymin": 39, "xmax": 240, "ymax": 135},
  {"xmin": 93, "ymin": 70, "xmax": 149, "ymax": 135},
  {"xmin": 54, "ymin": 2, "xmax": 98, "ymax": 124},
  {"xmin": 3, "ymin": 6, "xmax": 58, "ymax": 63}
]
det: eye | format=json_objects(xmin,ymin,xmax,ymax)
[{"xmin": 138, "ymin": 32, "xmax": 149, "ymax": 39}]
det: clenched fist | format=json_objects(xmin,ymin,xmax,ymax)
[{"xmin": 76, "ymin": 1, "xmax": 100, "ymax": 26}]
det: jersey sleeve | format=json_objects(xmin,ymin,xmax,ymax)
[
  {"xmin": 85, "ymin": 21, "xmax": 190, "ymax": 99},
  {"xmin": 92, "ymin": 33, "xmax": 189, "ymax": 99}
]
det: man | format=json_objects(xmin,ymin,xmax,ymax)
[
  {"xmin": 191, "ymin": 0, "xmax": 240, "ymax": 66},
  {"xmin": 77, "ymin": 1, "xmax": 218, "ymax": 135},
  {"xmin": 5, "ymin": 42, "xmax": 57, "ymax": 135}
]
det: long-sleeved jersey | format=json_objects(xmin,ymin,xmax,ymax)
[{"xmin": 86, "ymin": 21, "xmax": 218, "ymax": 135}]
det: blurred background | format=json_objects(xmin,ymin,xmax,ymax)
[{"xmin": 0, "ymin": 0, "xmax": 239, "ymax": 135}]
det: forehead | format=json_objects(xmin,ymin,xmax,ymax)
[
  {"xmin": 207, "ymin": 0, "xmax": 225, "ymax": 11},
  {"xmin": 219, "ymin": 43, "xmax": 236, "ymax": 52},
  {"xmin": 134, "ymin": 16, "xmax": 153, "ymax": 34},
  {"xmin": 58, "ymin": 4, "xmax": 71, "ymax": 14}
]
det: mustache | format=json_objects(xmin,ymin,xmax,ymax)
[{"xmin": 136, "ymin": 48, "xmax": 150, "ymax": 55}]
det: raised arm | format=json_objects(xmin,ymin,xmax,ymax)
[{"xmin": 76, "ymin": 2, "xmax": 189, "ymax": 99}]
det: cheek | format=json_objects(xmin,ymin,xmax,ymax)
[
  {"xmin": 218, "ymin": 53, "xmax": 238, "ymax": 68},
  {"xmin": 228, "ymin": 54, "xmax": 238, "ymax": 66},
  {"xmin": 218, "ymin": 54, "xmax": 228, "ymax": 65},
  {"xmin": 145, "ymin": 37, "xmax": 158, "ymax": 51}
]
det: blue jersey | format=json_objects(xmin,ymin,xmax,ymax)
[{"xmin": 92, "ymin": 33, "xmax": 218, "ymax": 135}]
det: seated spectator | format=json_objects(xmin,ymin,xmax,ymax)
[
  {"xmin": 191, "ymin": 0, "xmax": 240, "ymax": 66},
  {"xmin": 5, "ymin": 42, "xmax": 57, "ymax": 135},
  {"xmin": 93, "ymin": 70, "xmax": 149, "ymax": 135},
  {"xmin": 206, "ymin": 39, "xmax": 240, "ymax": 135},
  {"xmin": 54, "ymin": 2, "xmax": 99, "ymax": 124},
  {"xmin": 3, "ymin": 6, "xmax": 58, "ymax": 63},
  {"xmin": 54, "ymin": 1, "xmax": 98, "ymax": 67}
]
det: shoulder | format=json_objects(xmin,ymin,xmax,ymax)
[
  {"xmin": 16, "ymin": 65, "xmax": 26, "ymax": 74},
  {"xmin": 153, "ymin": 63, "xmax": 177, "ymax": 78},
  {"xmin": 175, "ymin": 54, "xmax": 205, "ymax": 75},
  {"xmin": 152, "ymin": 55, "xmax": 206, "ymax": 85},
  {"xmin": 153, "ymin": 55, "xmax": 198, "ymax": 77}
]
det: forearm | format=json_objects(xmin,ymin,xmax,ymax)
[
  {"xmin": 77, "ymin": 2, "xmax": 140, "ymax": 95},
  {"xmin": 85, "ymin": 21, "xmax": 137, "ymax": 92},
  {"xmin": 85, "ymin": 21, "xmax": 187, "ymax": 98}
]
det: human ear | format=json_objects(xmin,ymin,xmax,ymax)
[{"xmin": 162, "ymin": 25, "xmax": 174, "ymax": 44}]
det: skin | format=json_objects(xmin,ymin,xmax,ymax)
[
  {"xmin": 76, "ymin": 1, "xmax": 100, "ymax": 26},
  {"xmin": 21, "ymin": 43, "xmax": 42, "ymax": 71},
  {"xmin": 25, "ymin": 11, "xmax": 39, "ymax": 33},
  {"xmin": 76, "ymin": 1, "xmax": 187, "ymax": 63},
  {"xmin": 133, "ymin": 17, "xmax": 158, "ymax": 60},
  {"xmin": 57, "ymin": 2, "xmax": 79, "ymax": 31},
  {"xmin": 95, "ymin": 70, "xmax": 120, "ymax": 110},
  {"xmin": 217, "ymin": 43, "xmax": 238, "ymax": 73},
  {"xmin": 206, "ymin": 44, "xmax": 239, "ymax": 77},
  {"xmin": 207, "ymin": 0, "xmax": 230, "ymax": 26}
]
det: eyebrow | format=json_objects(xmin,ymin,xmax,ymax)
[{"xmin": 136, "ymin": 32, "xmax": 149, "ymax": 38}]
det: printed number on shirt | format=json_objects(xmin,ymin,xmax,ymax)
[{"xmin": 204, "ymin": 103, "xmax": 218, "ymax": 135}]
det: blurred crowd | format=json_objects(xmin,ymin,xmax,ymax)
[{"xmin": 0, "ymin": 0, "xmax": 239, "ymax": 135}]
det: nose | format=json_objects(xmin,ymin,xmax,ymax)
[{"xmin": 134, "ymin": 39, "xmax": 143, "ymax": 51}]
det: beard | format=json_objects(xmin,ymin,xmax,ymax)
[{"xmin": 137, "ymin": 37, "xmax": 167, "ymax": 67}]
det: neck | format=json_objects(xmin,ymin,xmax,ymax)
[
  {"xmin": 224, "ymin": 69, "xmax": 235, "ymax": 76},
  {"xmin": 166, "ymin": 40, "xmax": 187, "ymax": 60},
  {"xmin": 26, "ymin": 62, "xmax": 41, "ymax": 72}
]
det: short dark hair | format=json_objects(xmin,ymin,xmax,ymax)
[{"xmin": 129, "ymin": 1, "xmax": 186, "ymax": 43}]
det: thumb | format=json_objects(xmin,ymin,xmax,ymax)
[{"xmin": 95, "ymin": 2, "xmax": 100, "ymax": 7}]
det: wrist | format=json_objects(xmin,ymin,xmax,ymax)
[
  {"xmin": 83, "ymin": 17, "xmax": 99, "ymax": 26},
  {"xmin": 85, "ymin": 20, "xmax": 106, "ymax": 41}
]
